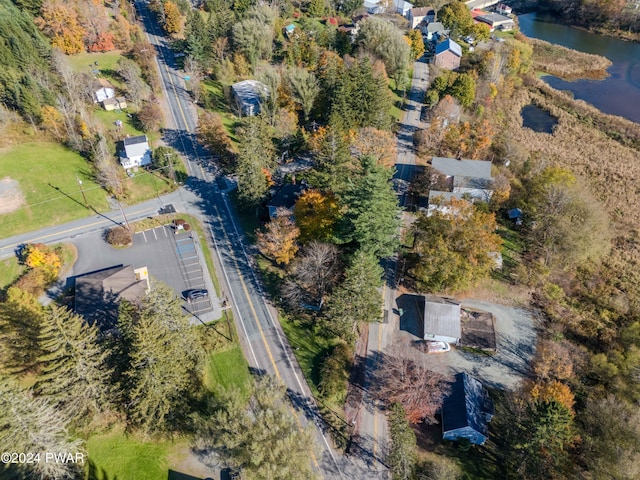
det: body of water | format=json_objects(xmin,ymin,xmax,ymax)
[
  {"xmin": 518, "ymin": 13, "xmax": 640, "ymax": 123},
  {"xmin": 521, "ymin": 104, "xmax": 559, "ymax": 133}
]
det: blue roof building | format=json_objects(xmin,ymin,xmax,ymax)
[{"xmin": 442, "ymin": 373, "xmax": 494, "ymax": 445}]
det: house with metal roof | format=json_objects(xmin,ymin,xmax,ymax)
[
  {"xmin": 93, "ymin": 78, "xmax": 115, "ymax": 103},
  {"xmin": 231, "ymin": 80, "xmax": 269, "ymax": 117},
  {"xmin": 119, "ymin": 135, "xmax": 152, "ymax": 169},
  {"xmin": 393, "ymin": 0, "xmax": 414, "ymax": 17},
  {"xmin": 423, "ymin": 295, "xmax": 462, "ymax": 344},
  {"xmin": 442, "ymin": 372, "xmax": 494, "ymax": 445},
  {"xmin": 476, "ymin": 12, "xmax": 514, "ymax": 31},
  {"xmin": 434, "ymin": 39, "xmax": 462, "ymax": 70}
]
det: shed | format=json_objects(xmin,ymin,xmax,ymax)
[
  {"xmin": 442, "ymin": 373, "xmax": 494, "ymax": 445},
  {"xmin": 231, "ymin": 80, "xmax": 269, "ymax": 117},
  {"xmin": 434, "ymin": 39, "xmax": 462, "ymax": 70},
  {"xmin": 424, "ymin": 295, "xmax": 462, "ymax": 344},
  {"xmin": 119, "ymin": 135, "xmax": 152, "ymax": 169},
  {"xmin": 102, "ymin": 96, "xmax": 127, "ymax": 111},
  {"xmin": 284, "ymin": 23, "xmax": 296, "ymax": 37}
]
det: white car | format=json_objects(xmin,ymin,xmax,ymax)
[{"xmin": 426, "ymin": 341, "xmax": 451, "ymax": 353}]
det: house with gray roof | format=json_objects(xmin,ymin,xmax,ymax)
[
  {"xmin": 423, "ymin": 21, "xmax": 448, "ymax": 41},
  {"xmin": 74, "ymin": 265, "xmax": 148, "ymax": 331},
  {"xmin": 231, "ymin": 80, "xmax": 269, "ymax": 117},
  {"xmin": 476, "ymin": 12, "xmax": 514, "ymax": 31},
  {"xmin": 409, "ymin": 6, "xmax": 435, "ymax": 29},
  {"xmin": 442, "ymin": 372, "xmax": 494, "ymax": 445},
  {"xmin": 423, "ymin": 295, "xmax": 462, "ymax": 344},
  {"xmin": 434, "ymin": 39, "xmax": 462, "ymax": 70},
  {"xmin": 119, "ymin": 135, "xmax": 152, "ymax": 169},
  {"xmin": 427, "ymin": 157, "xmax": 494, "ymax": 212}
]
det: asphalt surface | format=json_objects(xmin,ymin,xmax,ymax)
[{"xmin": 354, "ymin": 57, "xmax": 432, "ymax": 472}]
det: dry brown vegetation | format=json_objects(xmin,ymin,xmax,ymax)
[
  {"xmin": 496, "ymin": 78, "xmax": 640, "ymax": 311},
  {"xmin": 528, "ymin": 38, "xmax": 612, "ymax": 79}
]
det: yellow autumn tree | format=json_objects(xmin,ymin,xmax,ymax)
[
  {"xmin": 352, "ymin": 127, "xmax": 398, "ymax": 169},
  {"xmin": 163, "ymin": 1, "xmax": 182, "ymax": 36},
  {"xmin": 36, "ymin": 0, "xmax": 85, "ymax": 54},
  {"xmin": 294, "ymin": 190, "xmax": 340, "ymax": 243},
  {"xmin": 23, "ymin": 244, "xmax": 61, "ymax": 282},
  {"xmin": 256, "ymin": 208, "xmax": 300, "ymax": 265},
  {"xmin": 530, "ymin": 380, "xmax": 575, "ymax": 414}
]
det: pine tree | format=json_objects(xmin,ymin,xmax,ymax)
[
  {"xmin": 235, "ymin": 117, "xmax": 275, "ymax": 209},
  {"xmin": 0, "ymin": 379, "xmax": 84, "ymax": 480},
  {"xmin": 339, "ymin": 156, "xmax": 401, "ymax": 258},
  {"xmin": 121, "ymin": 282, "xmax": 202, "ymax": 434},
  {"xmin": 324, "ymin": 250, "xmax": 383, "ymax": 340},
  {"xmin": 35, "ymin": 306, "xmax": 114, "ymax": 423},
  {"xmin": 199, "ymin": 376, "xmax": 317, "ymax": 480},
  {"xmin": 0, "ymin": 287, "xmax": 44, "ymax": 374},
  {"xmin": 388, "ymin": 403, "xmax": 417, "ymax": 480}
]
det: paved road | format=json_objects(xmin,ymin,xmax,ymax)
[{"xmin": 354, "ymin": 58, "xmax": 432, "ymax": 474}]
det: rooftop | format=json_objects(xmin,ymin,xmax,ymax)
[
  {"xmin": 424, "ymin": 295, "xmax": 462, "ymax": 340},
  {"xmin": 442, "ymin": 373, "xmax": 494, "ymax": 436},
  {"xmin": 435, "ymin": 39, "xmax": 462, "ymax": 57},
  {"xmin": 410, "ymin": 6, "xmax": 434, "ymax": 16},
  {"xmin": 477, "ymin": 12, "xmax": 513, "ymax": 23},
  {"xmin": 431, "ymin": 157, "xmax": 493, "ymax": 179},
  {"xmin": 268, "ymin": 183, "xmax": 306, "ymax": 211},
  {"xmin": 122, "ymin": 135, "xmax": 150, "ymax": 159},
  {"xmin": 231, "ymin": 80, "xmax": 268, "ymax": 107}
]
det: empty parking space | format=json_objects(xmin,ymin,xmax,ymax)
[{"xmin": 71, "ymin": 224, "xmax": 216, "ymax": 321}]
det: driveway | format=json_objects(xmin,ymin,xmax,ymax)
[{"xmin": 395, "ymin": 298, "xmax": 537, "ymax": 390}]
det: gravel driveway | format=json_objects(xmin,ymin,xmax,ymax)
[{"xmin": 395, "ymin": 299, "xmax": 537, "ymax": 390}]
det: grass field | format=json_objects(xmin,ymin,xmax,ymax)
[
  {"xmin": 86, "ymin": 428, "xmax": 174, "ymax": 480},
  {"xmin": 67, "ymin": 50, "xmax": 124, "ymax": 80},
  {"xmin": 0, "ymin": 142, "xmax": 110, "ymax": 239},
  {"xmin": 204, "ymin": 345, "xmax": 252, "ymax": 396},
  {"xmin": 0, "ymin": 257, "xmax": 24, "ymax": 290},
  {"xmin": 202, "ymin": 79, "xmax": 239, "ymax": 143}
]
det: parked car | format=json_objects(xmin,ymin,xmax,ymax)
[
  {"xmin": 186, "ymin": 289, "xmax": 208, "ymax": 302},
  {"xmin": 426, "ymin": 341, "xmax": 451, "ymax": 353}
]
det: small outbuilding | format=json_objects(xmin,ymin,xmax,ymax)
[
  {"xmin": 231, "ymin": 80, "xmax": 269, "ymax": 117},
  {"xmin": 434, "ymin": 38, "xmax": 462, "ymax": 70},
  {"xmin": 102, "ymin": 96, "xmax": 127, "ymax": 111},
  {"xmin": 119, "ymin": 135, "xmax": 152, "ymax": 169},
  {"xmin": 442, "ymin": 373, "xmax": 494, "ymax": 445},
  {"xmin": 423, "ymin": 295, "xmax": 462, "ymax": 344},
  {"xmin": 93, "ymin": 78, "xmax": 115, "ymax": 103}
]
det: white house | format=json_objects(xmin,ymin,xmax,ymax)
[
  {"xmin": 119, "ymin": 135, "xmax": 152, "ymax": 169},
  {"xmin": 363, "ymin": 0, "xmax": 384, "ymax": 14},
  {"xmin": 231, "ymin": 80, "xmax": 269, "ymax": 117},
  {"xmin": 393, "ymin": 0, "xmax": 414, "ymax": 16},
  {"xmin": 496, "ymin": 3, "xmax": 512, "ymax": 15},
  {"xmin": 409, "ymin": 6, "xmax": 435, "ymax": 28},
  {"xmin": 424, "ymin": 295, "xmax": 462, "ymax": 344},
  {"xmin": 429, "ymin": 157, "xmax": 494, "ymax": 207},
  {"xmin": 93, "ymin": 79, "xmax": 115, "ymax": 103}
]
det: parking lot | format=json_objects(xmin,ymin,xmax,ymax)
[{"xmin": 69, "ymin": 225, "xmax": 220, "ymax": 324}]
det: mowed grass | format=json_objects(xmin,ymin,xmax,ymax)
[
  {"xmin": 85, "ymin": 428, "xmax": 173, "ymax": 480},
  {"xmin": 67, "ymin": 50, "xmax": 123, "ymax": 76},
  {"xmin": 0, "ymin": 142, "xmax": 110, "ymax": 239},
  {"xmin": 0, "ymin": 257, "xmax": 24, "ymax": 290},
  {"xmin": 205, "ymin": 345, "xmax": 252, "ymax": 396}
]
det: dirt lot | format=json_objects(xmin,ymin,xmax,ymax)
[
  {"xmin": 0, "ymin": 177, "xmax": 24, "ymax": 214},
  {"xmin": 394, "ymin": 297, "xmax": 537, "ymax": 390}
]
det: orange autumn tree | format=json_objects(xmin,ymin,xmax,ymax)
[
  {"xmin": 36, "ymin": 0, "xmax": 86, "ymax": 54},
  {"xmin": 530, "ymin": 380, "xmax": 575, "ymax": 414},
  {"xmin": 294, "ymin": 189, "xmax": 340, "ymax": 243},
  {"xmin": 256, "ymin": 209, "xmax": 300, "ymax": 265},
  {"xmin": 352, "ymin": 127, "xmax": 397, "ymax": 169}
]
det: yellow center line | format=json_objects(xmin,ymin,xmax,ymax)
[{"xmin": 210, "ymin": 201, "xmax": 320, "ymax": 469}]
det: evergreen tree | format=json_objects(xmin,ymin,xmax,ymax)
[
  {"xmin": 120, "ymin": 282, "xmax": 202, "ymax": 434},
  {"xmin": 309, "ymin": 126, "xmax": 351, "ymax": 192},
  {"xmin": 339, "ymin": 156, "xmax": 401, "ymax": 258},
  {"xmin": 0, "ymin": 379, "xmax": 84, "ymax": 480},
  {"xmin": 324, "ymin": 250, "xmax": 383, "ymax": 340},
  {"xmin": 35, "ymin": 306, "xmax": 114, "ymax": 423},
  {"xmin": 185, "ymin": 9, "xmax": 208, "ymax": 62},
  {"xmin": 199, "ymin": 376, "xmax": 317, "ymax": 480},
  {"xmin": 0, "ymin": 287, "xmax": 44, "ymax": 374},
  {"xmin": 235, "ymin": 117, "xmax": 275, "ymax": 209},
  {"xmin": 388, "ymin": 403, "xmax": 417, "ymax": 480}
]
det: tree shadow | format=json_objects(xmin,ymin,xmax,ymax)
[
  {"xmin": 396, "ymin": 293, "xmax": 425, "ymax": 338},
  {"xmin": 167, "ymin": 470, "xmax": 202, "ymax": 480},
  {"xmin": 87, "ymin": 460, "xmax": 119, "ymax": 480}
]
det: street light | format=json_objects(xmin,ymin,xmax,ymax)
[{"xmin": 77, "ymin": 176, "xmax": 88, "ymax": 207}]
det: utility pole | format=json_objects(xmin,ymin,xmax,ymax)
[
  {"xmin": 117, "ymin": 198, "xmax": 132, "ymax": 232},
  {"xmin": 165, "ymin": 152, "xmax": 176, "ymax": 184},
  {"xmin": 76, "ymin": 176, "xmax": 88, "ymax": 208}
]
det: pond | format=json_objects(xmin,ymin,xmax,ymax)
[
  {"xmin": 518, "ymin": 13, "xmax": 640, "ymax": 124},
  {"xmin": 521, "ymin": 104, "xmax": 559, "ymax": 133}
]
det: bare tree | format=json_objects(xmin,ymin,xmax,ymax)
[
  {"xmin": 373, "ymin": 353, "xmax": 450, "ymax": 424},
  {"xmin": 282, "ymin": 242, "xmax": 341, "ymax": 310},
  {"xmin": 184, "ymin": 56, "xmax": 204, "ymax": 104}
]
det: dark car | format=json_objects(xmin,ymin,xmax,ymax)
[{"xmin": 186, "ymin": 289, "xmax": 209, "ymax": 302}]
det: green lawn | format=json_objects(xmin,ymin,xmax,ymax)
[
  {"xmin": 204, "ymin": 345, "xmax": 252, "ymax": 396},
  {"xmin": 85, "ymin": 428, "xmax": 173, "ymax": 480},
  {"xmin": 0, "ymin": 257, "xmax": 24, "ymax": 290},
  {"xmin": 0, "ymin": 142, "xmax": 110, "ymax": 239},
  {"xmin": 94, "ymin": 108, "xmax": 145, "ymax": 139},
  {"xmin": 202, "ymin": 79, "xmax": 239, "ymax": 144},
  {"xmin": 67, "ymin": 50, "xmax": 124, "ymax": 79}
]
